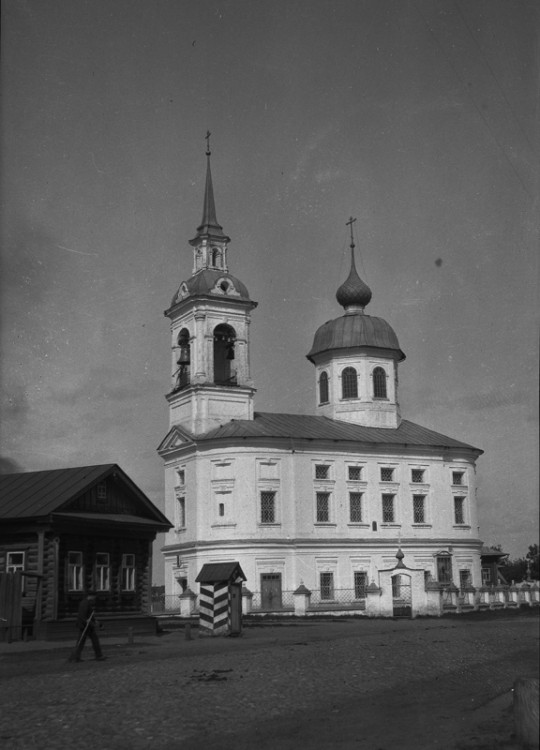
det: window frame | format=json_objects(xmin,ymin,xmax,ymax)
[
  {"xmin": 454, "ymin": 496, "xmax": 466, "ymax": 525},
  {"xmin": 319, "ymin": 371, "xmax": 329, "ymax": 404},
  {"xmin": 354, "ymin": 571, "xmax": 367, "ymax": 599},
  {"xmin": 67, "ymin": 551, "xmax": 84, "ymax": 592},
  {"xmin": 372, "ymin": 366, "xmax": 387, "ymax": 399},
  {"xmin": 260, "ymin": 490, "xmax": 277, "ymax": 524},
  {"xmin": 412, "ymin": 494, "xmax": 426, "ymax": 524},
  {"xmin": 349, "ymin": 492, "xmax": 364, "ymax": 523},
  {"xmin": 320, "ymin": 571, "xmax": 335, "ymax": 600},
  {"xmin": 348, "ymin": 465, "xmax": 362, "ymax": 481},
  {"xmin": 176, "ymin": 495, "xmax": 186, "ymax": 529},
  {"xmin": 341, "ymin": 367, "xmax": 358, "ymax": 399},
  {"xmin": 316, "ymin": 491, "xmax": 331, "ymax": 523},
  {"xmin": 411, "ymin": 468, "xmax": 425, "ymax": 484},
  {"xmin": 452, "ymin": 471, "xmax": 465, "ymax": 486},
  {"xmin": 314, "ymin": 464, "xmax": 330, "ymax": 480},
  {"xmin": 380, "ymin": 467, "xmax": 395, "ymax": 483},
  {"xmin": 382, "ymin": 493, "xmax": 396, "ymax": 523},
  {"xmin": 94, "ymin": 552, "xmax": 111, "ymax": 592},
  {"xmin": 121, "ymin": 553, "xmax": 136, "ymax": 591}
]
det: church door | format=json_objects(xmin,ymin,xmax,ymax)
[{"xmin": 261, "ymin": 573, "xmax": 282, "ymax": 611}]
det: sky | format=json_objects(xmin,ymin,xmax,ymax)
[{"xmin": 1, "ymin": 0, "xmax": 538, "ymax": 581}]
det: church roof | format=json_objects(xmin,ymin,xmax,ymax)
[{"xmin": 177, "ymin": 412, "xmax": 481, "ymax": 453}]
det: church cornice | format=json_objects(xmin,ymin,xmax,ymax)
[{"xmin": 161, "ymin": 537, "xmax": 484, "ymax": 553}]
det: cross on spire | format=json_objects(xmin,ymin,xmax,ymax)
[
  {"xmin": 205, "ymin": 130, "xmax": 211, "ymax": 155},
  {"xmin": 346, "ymin": 216, "xmax": 357, "ymax": 249}
]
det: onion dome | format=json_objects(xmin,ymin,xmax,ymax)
[
  {"xmin": 170, "ymin": 269, "xmax": 251, "ymax": 307},
  {"xmin": 307, "ymin": 224, "xmax": 405, "ymax": 363},
  {"xmin": 336, "ymin": 247, "xmax": 372, "ymax": 312}
]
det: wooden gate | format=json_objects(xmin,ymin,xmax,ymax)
[
  {"xmin": 0, "ymin": 572, "xmax": 23, "ymax": 641},
  {"xmin": 392, "ymin": 573, "xmax": 412, "ymax": 618},
  {"xmin": 261, "ymin": 573, "xmax": 282, "ymax": 610}
]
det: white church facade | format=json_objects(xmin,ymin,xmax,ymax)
[{"xmin": 158, "ymin": 145, "xmax": 484, "ymax": 618}]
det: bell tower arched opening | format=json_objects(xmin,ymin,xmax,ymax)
[
  {"xmin": 175, "ymin": 328, "xmax": 191, "ymax": 390},
  {"xmin": 213, "ymin": 324, "xmax": 236, "ymax": 385}
]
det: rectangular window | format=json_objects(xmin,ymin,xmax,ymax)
[
  {"xmin": 95, "ymin": 553, "xmax": 110, "ymax": 591},
  {"xmin": 459, "ymin": 569, "xmax": 471, "ymax": 591},
  {"xmin": 413, "ymin": 495, "xmax": 426, "ymax": 524},
  {"xmin": 175, "ymin": 469, "xmax": 185, "ymax": 487},
  {"xmin": 380, "ymin": 467, "xmax": 394, "ymax": 482},
  {"xmin": 6, "ymin": 551, "xmax": 25, "ymax": 574},
  {"xmin": 121, "ymin": 554, "xmax": 136, "ymax": 591},
  {"xmin": 315, "ymin": 464, "xmax": 329, "ymax": 480},
  {"xmin": 218, "ymin": 503, "xmax": 225, "ymax": 517},
  {"xmin": 260, "ymin": 491, "xmax": 276, "ymax": 524},
  {"xmin": 96, "ymin": 482, "xmax": 107, "ymax": 499},
  {"xmin": 481, "ymin": 567, "xmax": 492, "ymax": 586},
  {"xmin": 452, "ymin": 471, "xmax": 464, "ymax": 486},
  {"xmin": 411, "ymin": 469, "xmax": 424, "ymax": 483},
  {"xmin": 454, "ymin": 497, "xmax": 465, "ymax": 525},
  {"xmin": 316, "ymin": 492, "xmax": 330, "ymax": 522},
  {"xmin": 67, "ymin": 551, "xmax": 84, "ymax": 591},
  {"xmin": 437, "ymin": 555, "xmax": 452, "ymax": 584},
  {"xmin": 320, "ymin": 572, "xmax": 334, "ymax": 600},
  {"xmin": 177, "ymin": 496, "xmax": 186, "ymax": 528},
  {"xmin": 349, "ymin": 492, "xmax": 363, "ymax": 523},
  {"xmin": 348, "ymin": 466, "xmax": 362, "ymax": 481},
  {"xmin": 354, "ymin": 571, "xmax": 367, "ymax": 599},
  {"xmin": 382, "ymin": 494, "xmax": 395, "ymax": 523}
]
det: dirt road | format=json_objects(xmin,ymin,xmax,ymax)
[{"xmin": 0, "ymin": 610, "xmax": 538, "ymax": 749}]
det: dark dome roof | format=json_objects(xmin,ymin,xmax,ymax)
[
  {"xmin": 170, "ymin": 269, "xmax": 251, "ymax": 307},
  {"xmin": 307, "ymin": 313, "xmax": 405, "ymax": 362}
]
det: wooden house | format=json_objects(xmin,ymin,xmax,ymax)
[{"xmin": 0, "ymin": 464, "xmax": 171, "ymax": 640}]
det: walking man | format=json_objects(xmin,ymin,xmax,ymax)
[{"xmin": 69, "ymin": 591, "xmax": 106, "ymax": 662}]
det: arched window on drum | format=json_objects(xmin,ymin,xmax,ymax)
[
  {"xmin": 319, "ymin": 371, "xmax": 329, "ymax": 404},
  {"xmin": 341, "ymin": 367, "xmax": 358, "ymax": 399},
  {"xmin": 373, "ymin": 367, "xmax": 387, "ymax": 399}
]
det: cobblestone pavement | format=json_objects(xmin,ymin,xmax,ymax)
[{"xmin": 0, "ymin": 611, "xmax": 538, "ymax": 750}]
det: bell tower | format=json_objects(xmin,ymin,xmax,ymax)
[{"xmin": 164, "ymin": 135, "xmax": 257, "ymax": 435}]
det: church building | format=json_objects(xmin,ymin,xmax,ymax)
[{"xmin": 158, "ymin": 143, "xmax": 484, "ymax": 617}]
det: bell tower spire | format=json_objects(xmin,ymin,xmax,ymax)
[
  {"xmin": 164, "ymin": 136, "xmax": 257, "ymax": 435},
  {"xmin": 189, "ymin": 134, "xmax": 230, "ymax": 274}
]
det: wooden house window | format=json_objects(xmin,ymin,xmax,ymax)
[
  {"xmin": 95, "ymin": 553, "xmax": 110, "ymax": 591},
  {"xmin": 97, "ymin": 483, "xmax": 107, "ymax": 499},
  {"xmin": 67, "ymin": 551, "xmax": 84, "ymax": 591},
  {"xmin": 6, "ymin": 551, "xmax": 25, "ymax": 592},
  {"xmin": 122, "ymin": 554, "xmax": 136, "ymax": 591}
]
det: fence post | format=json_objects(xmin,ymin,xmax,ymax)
[
  {"xmin": 241, "ymin": 586, "xmax": 253, "ymax": 615},
  {"xmin": 293, "ymin": 584, "xmax": 311, "ymax": 616},
  {"xmin": 179, "ymin": 587, "xmax": 197, "ymax": 617}
]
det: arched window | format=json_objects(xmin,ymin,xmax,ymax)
[
  {"xmin": 211, "ymin": 248, "xmax": 222, "ymax": 268},
  {"xmin": 319, "ymin": 371, "xmax": 329, "ymax": 404},
  {"xmin": 175, "ymin": 328, "xmax": 190, "ymax": 389},
  {"xmin": 213, "ymin": 324, "xmax": 236, "ymax": 385},
  {"xmin": 341, "ymin": 367, "xmax": 358, "ymax": 399},
  {"xmin": 373, "ymin": 367, "xmax": 387, "ymax": 399}
]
